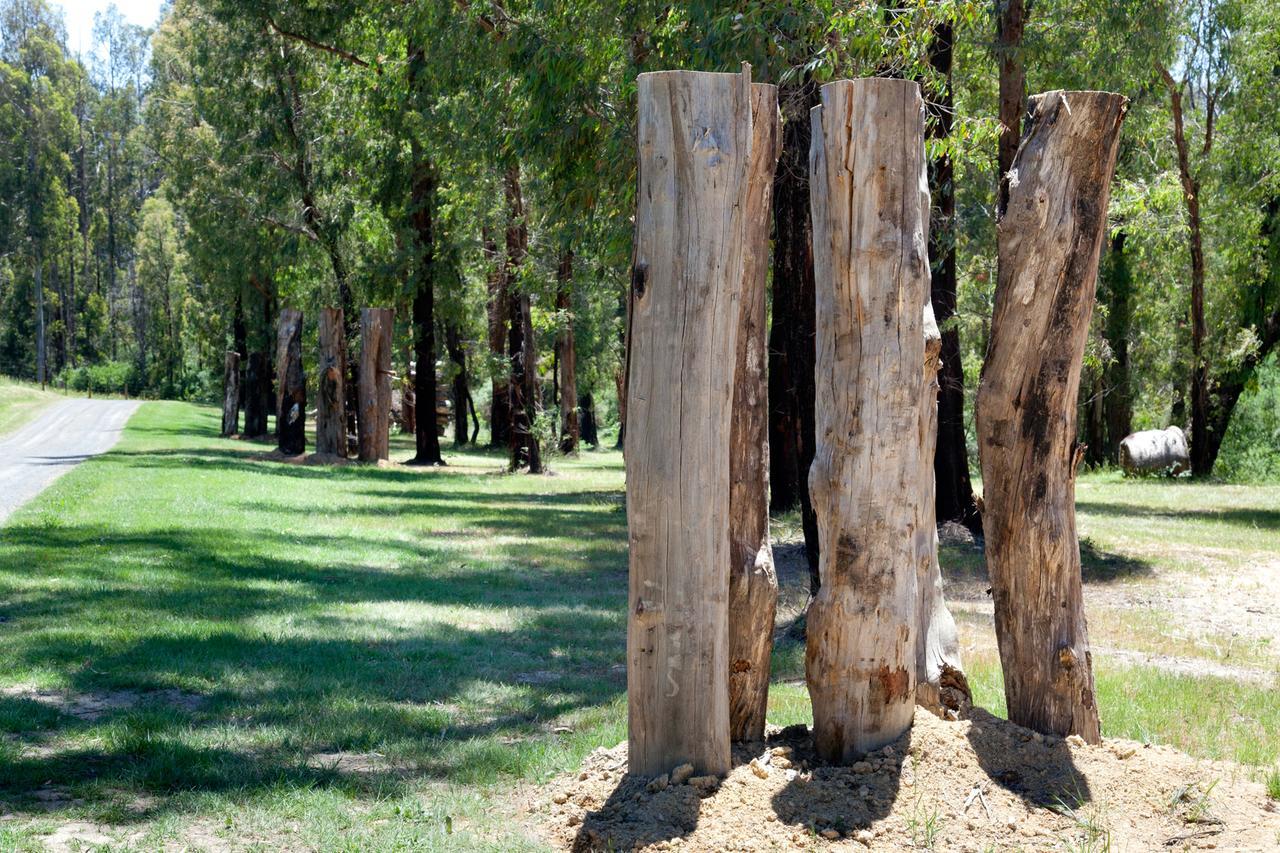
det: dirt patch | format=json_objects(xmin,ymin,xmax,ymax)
[
  {"xmin": 306, "ymin": 750, "xmax": 395, "ymax": 775},
  {"xmin": 1, "ymin": 685, "xmax": 206, "ymax": 721},
  {"xmin": 532, "ymin": 708, "xmax": 1280, "ymax": 851}
]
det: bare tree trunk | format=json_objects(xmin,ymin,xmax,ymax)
[
  {"xmin": 805, "ymin": 78, "xmax": 932, "ymax": 762},
  {"xmin": 221, "ymin": 351, "xmax": 241, "ymax": 436},
  {"xmin": 627, "ymin": 67, "xmax": 756, "ymax": 777},
  {"xmin": 1102, "ymin": 232, "xmax": 1133, "ymax": 457},
  {"xmin": 485, "ymin": 229, "xmax": 511, "ymax": 447},
  {"xmin": 729, "ymin": 82, "xmax": 782, "ymax": 743},
  {"xmin": 275, "ymin": 309, "xmax": 306, "ymax": 456},
  {"xmin": 555, "ymin": 251, "xmax": 580, "ymax": 455},
  {"xmin": 976, "ymin": 90, "xmax": 1126, "ymax": 744},
  {"xmin": 317, "ymin": 307, "xmax": 347, "ymax": 456},
  {"xmin": 409, "ymin": 159, "xmax": 444, "ymax": 466},
  {"xmin": 244, "ymin": 351, "xmax": 270, "ymax": 438},
  {"xmin": 504, "ymin": 165, "xmax": 541, "ymax": 473},
  {"xmin": 995, "ymin": 0, "xmax": 1027, "ymax": 209},
  {"xmin": 359, "ymin": 307, "xmax": 394, "ymax": 462},
  {"xmin": 445, "ymin": 323, "xmax": 471, "ymax": 446}
]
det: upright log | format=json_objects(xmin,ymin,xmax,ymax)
[
  {"xmin": 358, "ymin": 307, "xmax": 394, "ymax": 462},
  {"xmin": 555, "ymin": 251, "xmax": 579, "ymax": 455},
  {"xmin": 915, "ymin": 300, "xmax": 971, "ymax": 713},
  {"xmin": 243, "ymin": 351, "xmax": 270, "ymax": 438},
  {"xmin": 627, "ymin": 67, "xmax": 755, "ymax": 777},
  {"xmin": 275, "ymin": 309, "xmax": 306, "ymax": 456},
  {"xmin": 805, "ymin": 78, "xmax": 931, "ymax": 762},
  {"xmin": 728, "ymin": 82, "xmax": 781, "ymax": 743},
  {"xmin": 221, "ymin": 350, "xmax": 240, "ymax": 437},
  {"xmin": 316, "ymin": 308, "xmax": 347, "ymax": 457},
  {"xmin": 976, "ymin": 90, "xmax": 1126, "ymax": 744}
]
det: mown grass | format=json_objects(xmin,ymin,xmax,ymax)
[
  {"xmin": 0, "ymin": 376, "xmax": 65, "ymax": 436},
  {"xmin": 0, "ymin": 400, "xmax": 1277, "ymax": 849}
]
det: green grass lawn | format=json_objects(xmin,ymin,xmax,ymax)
[
  {"xmin": 0, "ymin": 400, "xmax": 1276, "ymax": 850},
  {"xmin": 0, "ymin": 377, "xmax": 65, "ymax": 437}
]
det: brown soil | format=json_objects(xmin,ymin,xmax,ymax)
[
  {"xmin": 533, "ymin": 708, "xmax": 1280, "ymax": 851},
  {"xmin": 0, "ymin": 685, "xmax": 205, "ymax": 721}
]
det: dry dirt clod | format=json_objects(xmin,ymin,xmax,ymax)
[
  {"xmin": 851, "ymin": 761, "xmax": 873, "ymax": 774},
  {"xmin": 749, "ymin": 759, "xmax": 769, "ymax": 779},
  {"xmin": 552, "ymin": 792, "xmax": 568, "ymax": 805},
  {"xmin": 772, "ymin": 756, "xmax": 793, "ymax": 769},
  {"xmin": 1067, "ymin": 734, "xmax": 1087, "ymax": 748},
  {"xmin": 670, "ymin": 763, "xmax": 694, "ymax": 785},
  {"xmin": 646, "ymin": 773, "xmax": 669, "ymax": 793},
  {"xmin": 820, "ymin": 828, "xmax": 840, "ymax": 840},
  {"xmin": 854, "ymin": 828, "xmax": 875, "ymax": 845}
]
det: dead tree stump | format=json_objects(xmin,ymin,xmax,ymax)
[
  {"xmin": 805, "ymin": 78, "xmax": 931, "ymax": 762},
  {"xmin": 221, "ymin": 351, "xmax": 240, "ymax": 437},
  {"xmin": 975, "ymin": 90, "xmax": 1127, "ymax": 744},
  {"xmin": 359, "ymin": 307, "xmax": 394, "ymax": 462},
  {"xmin": 627, "ymin": 66, "xmax": 756, "ymax": 777},
  {"xmin": 275, "ymin": 309, "xmax": 306, "ymax": 456},
  {"xmin": 317, "ymin": 308, "xmax": 347, "ymax": 457},
  {"xmin": 728, "ymin": 81, "xmax": 782, "ymax": 743}
]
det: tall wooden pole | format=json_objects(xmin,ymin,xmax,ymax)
[
  {"xmin": 805, "ymin": 78, "xmax": 931, "ymax": 762},
  {"xmin": 976, "ymin": 90, "xmax": 1127, "ymax": 743},
  {"xmin": 626, "ymin": 66, "xmax": 756, "ymax": 777},
  {"xmin": 358, "ymin": 307, "xmax": 394, "ymax": 462},
  {"xmin": 728, "ymin": 82, "xmax": 781, "ymax": 743},
  {"xmin": 221, "ymin": 351, "xmax": 240, "ymax": 437},
  {"xmin": 275, "ymin": 309, "xmax": 306, "ymax": 456},
  {"xmin": 316, "ymin": 308, "xmax": 347, "ymax": 457}
]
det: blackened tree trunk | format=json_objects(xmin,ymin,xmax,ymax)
[
  {"xmin": 767, "ymin": 79, "xmax": 821, "ymax": 592},
  {"xmin": 445, "ymin": 323, "xmax": 472, "ymax": 446},
  {"xmin": 233, "ymin": 291, "xmax": 247, "ymax": 415},
  {"xmin": 316, "ymin": 308, "xmax": 348, "ymax": 457},
  {"xmin": 555, "ymin": 251, "xmax": 580, "ymax": 454},
  {"xmin": 1103, "ymin": 232, "xmax": 1133, "ymax": 457},
  {"xmin": 485, "ymin": 228, "xmax": 511, "ymax": 447},
  {"xmin": 928, "ymin": 22, "xmax": 982, "ymax": 534},
  {"xmin": 244, "ymin": 351, "xmax": 270, "ymax": 438},
  {"xmin": 408, "ymin": 159, "xmax": 444, "ymax": 466},
  {"xmin": 504, "ymin": 164, "xmax": 541, "ymax": 473},
  {"xmin": 579, "ymin": 392, "xmax": 599, "ymax": 447},
  {"xmin": 275, "ymin": 308, "xmax": 306, "ymax": 455}
]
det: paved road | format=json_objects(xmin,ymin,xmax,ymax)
[{"xmin": 0, "ymin": 398, "xmax": 140, "ymax": 524}]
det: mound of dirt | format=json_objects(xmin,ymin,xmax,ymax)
[{"xmin": 533, "ymin": 708, "xmax": 1279, "ymax": 851}]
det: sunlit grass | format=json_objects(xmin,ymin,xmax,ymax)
[{"xmin": 0, "ymin": 376, "xmax": 65, "ymax": 436}]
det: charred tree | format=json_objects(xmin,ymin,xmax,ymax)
[
  {"xmin": 555, "ymin": 251, "xmax": 580, "ymax": 455},
  {"xmin": 504, "ymin": 165, "xmax": 541, "ymax": 473},
  {"xmin": 485, "ymin": 229, "xmax": 512, "ymax": 448},
  {"xmin": 221, "ymin": 351, "xmax": 240, "ymax": 437},
  {"xmin": 445, "ymin": 323, "xmax": 475, "ymax": 446},
  {"xmin": 976, "ymin": 90, "xmax": 1126, "ymax": 743},
  {"xmin": 408, "ymin": 161, "xmax": 444, "ymax": 466},
  {"xmin": 317, "ymin": 308, "xmax": 347, "ymax": 457},
  {"xmin": 275, "ymin": 309, "xmax": 306, "ymax": 455}
]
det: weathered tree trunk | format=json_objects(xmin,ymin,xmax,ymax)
[
  {"xmin": 504, "ymin": 165, "xmax": 542, "ymax": 473},
  {"xmin": 485, "ymin": 229, "xmax": 511, "ymax": 448},
  {"xmin": 996, "ymin": 0, "xmax": 1027, "ymax": 208},
  {"xmin": 767, "ymin": 80, "xmax": 821, "ymax": 592},
  {"xmin": 1102, "ymin": 232, "xmax": 1133, "ymax": 456},
  {"xmin": 579, "ymin": 392, "xmax": 599, "ymax": 447},
  {"xmin": 358, "ymin": 307, "xmax": 394, "ymax": 463},
  {"xmin": 916, "ymin": 297, "xmax": 971, "ymax": 714},
  {"xmin": 728, "ymin": 83, "xmax": 782, "ymax": 743},
  {"xmin": 555, "ymin": 251, "xmax": 580, "ymax": 455},
  {"xmin": 627, "ymin": 67, "xmax": 756, "ymax": 777},
  {"xmin": 1119, "ymin": 426, "xmax": 1189, "ymax": 475},
  {"xmin": 976, "ymin": 90, "xmax": 1126, "ymax": 744},
  {"xmin": 275, "ymin": 309, "xmax": 306, "ymax": 456},
  {"xmin": 221, "ymin": 351, "xmax": 240, "ymax": 437},
  {"xmin": 927, "ymin": 22, "xmax": 983, "ymax": 535},
  {"xmin": 244, "ymin": 351, "xmax": 270, "ymax": 438},
  {"xmin": 445, "ymin": 323, "xmax": 471, "ymax": 446},
  {"xmin": 233, "ymin": 291, "xmax": 247, "ymax": 415},
  {"xmin": 317, "ymin": 307, "xmax": 348, "ymax": 457},
  {"xmin": 805, "ymin": 78, "xmax": 932, "ymax": 762}
]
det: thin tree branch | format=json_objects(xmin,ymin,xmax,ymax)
[{"xmin": 265, "ymin": 16, "xmax": 377, "ymax": 72}]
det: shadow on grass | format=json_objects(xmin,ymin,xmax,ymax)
[
  {"xmin": 1075, "ymin": 500, "xmax": 1280, "ymax": 531},
  {"xmin": 937, "ymin": 536, "xmax": 1154, "ymax": 586}
]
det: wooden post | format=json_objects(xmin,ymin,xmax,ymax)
[
  {"xmin": 358, "ymin": 307, "xmax": 394, "ymax": 462},
  {"xmin": 221, "ymin": 351, "xmax": 240, "ymax": 437},
  {"xmin": 243, "ymin": 351, "xmax": 269, "ymax": 438},
  {"xmin": 728, "ymin": 82, "xmax": 781, "ymax": 743},
  {"xmin": 915, "ymin": 298, "xmax": 971, "ymax": 713},
  {"xmin": 275, "ymin": 309, "xmax": 306, "ymax": 456},
  {"xmin": 976, "ymin": 90, "xmax": 1126, "ymax": 744},
  {"xmin": 805, "ymin": 78, "xmax": 931, "ymax": 762},
  {"xmin": 316, "ymin": 308, "xmax": 347, "ymax": 457},
  {"xmin": 627, "ymin": 66, "xmax": 756, "ymax": 777}
]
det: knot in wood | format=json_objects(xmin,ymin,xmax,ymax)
[{"xmin": 1058, "ymin": 646, "xmax": 1077, "ymax": 670}]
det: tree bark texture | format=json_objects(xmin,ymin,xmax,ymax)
[
  {"xmin": 555, "ymin": 252, "xmax": 580, "ymax": 455},
  {"xmin": 445, "ymin": 323, "xmax": 474, "ymax": 445},
  {"xmin": 928, "ymin": 21, "xmax": 982, "ymax": 534},
  {"xmin": 627, "ymin": 68, "xmax": 756, "ymax": 777},
  {"xmin": 485, "ymin": 229, "xmax": 511, "ymax": 447},
  {"xmin": 359, "ymin": 307, "xmax": 394, "ymax": 462},
  {"xmin": 728, "ymin": 83, "xmax": 781, "ymax": 743},
  {"xmin": 996, "ymin": 0, "xmax": 1027, "ymax": 210},
  {"xmin": 805, "ymin": 78, "xmax": 932, "ymax": 762},
  {"xmin": 317, "ymin": 307, "xmax": 347, "ymax": 456},
  {"xmin": 976, "ymin": 90, "xmax": 1126, "ymax": 744},
  {"xmin": 767, "ymin": 80, "xmax": 821, "ymax": 592},
  {"xmin": 410, "ymin": 161, "xmax": 444, "ymax": 466},
  {"xmin": 1102, "ymin": 232, "xmax": 1133, "ymax": 458},
  {"xmin": 244, "ymin": 350, "xmax": 270, "ymax": 438},
  {"xmin": 275, "ymin": 308, "xmax": 306, "ymax": 456},
  {"xmin": 504, "ymin": 165, "xmax": 542, "ymax": 473},
  {"xmin": 221, "ymin": 351, "xmax": 240, "ymax": 437}
]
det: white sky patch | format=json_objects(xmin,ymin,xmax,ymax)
[{"xmin": 57, "ymin": 0, "xmax": 164, "ymax": 58}]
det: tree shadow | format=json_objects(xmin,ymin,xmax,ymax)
[
  {"xmin": 963, "ymin": 706, "xmax": 1091, "ymax": 809},
  {"xmin": 937, "ymin": 536, "xmax": 1154, "ymax": 586},
  {"xmin": 769, "ymin": 726, "xmax": 903, "ymax": 838},
  {"xmin": 1075, "ymin": 500, "xmax": 1280, "ymax": 531}
]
